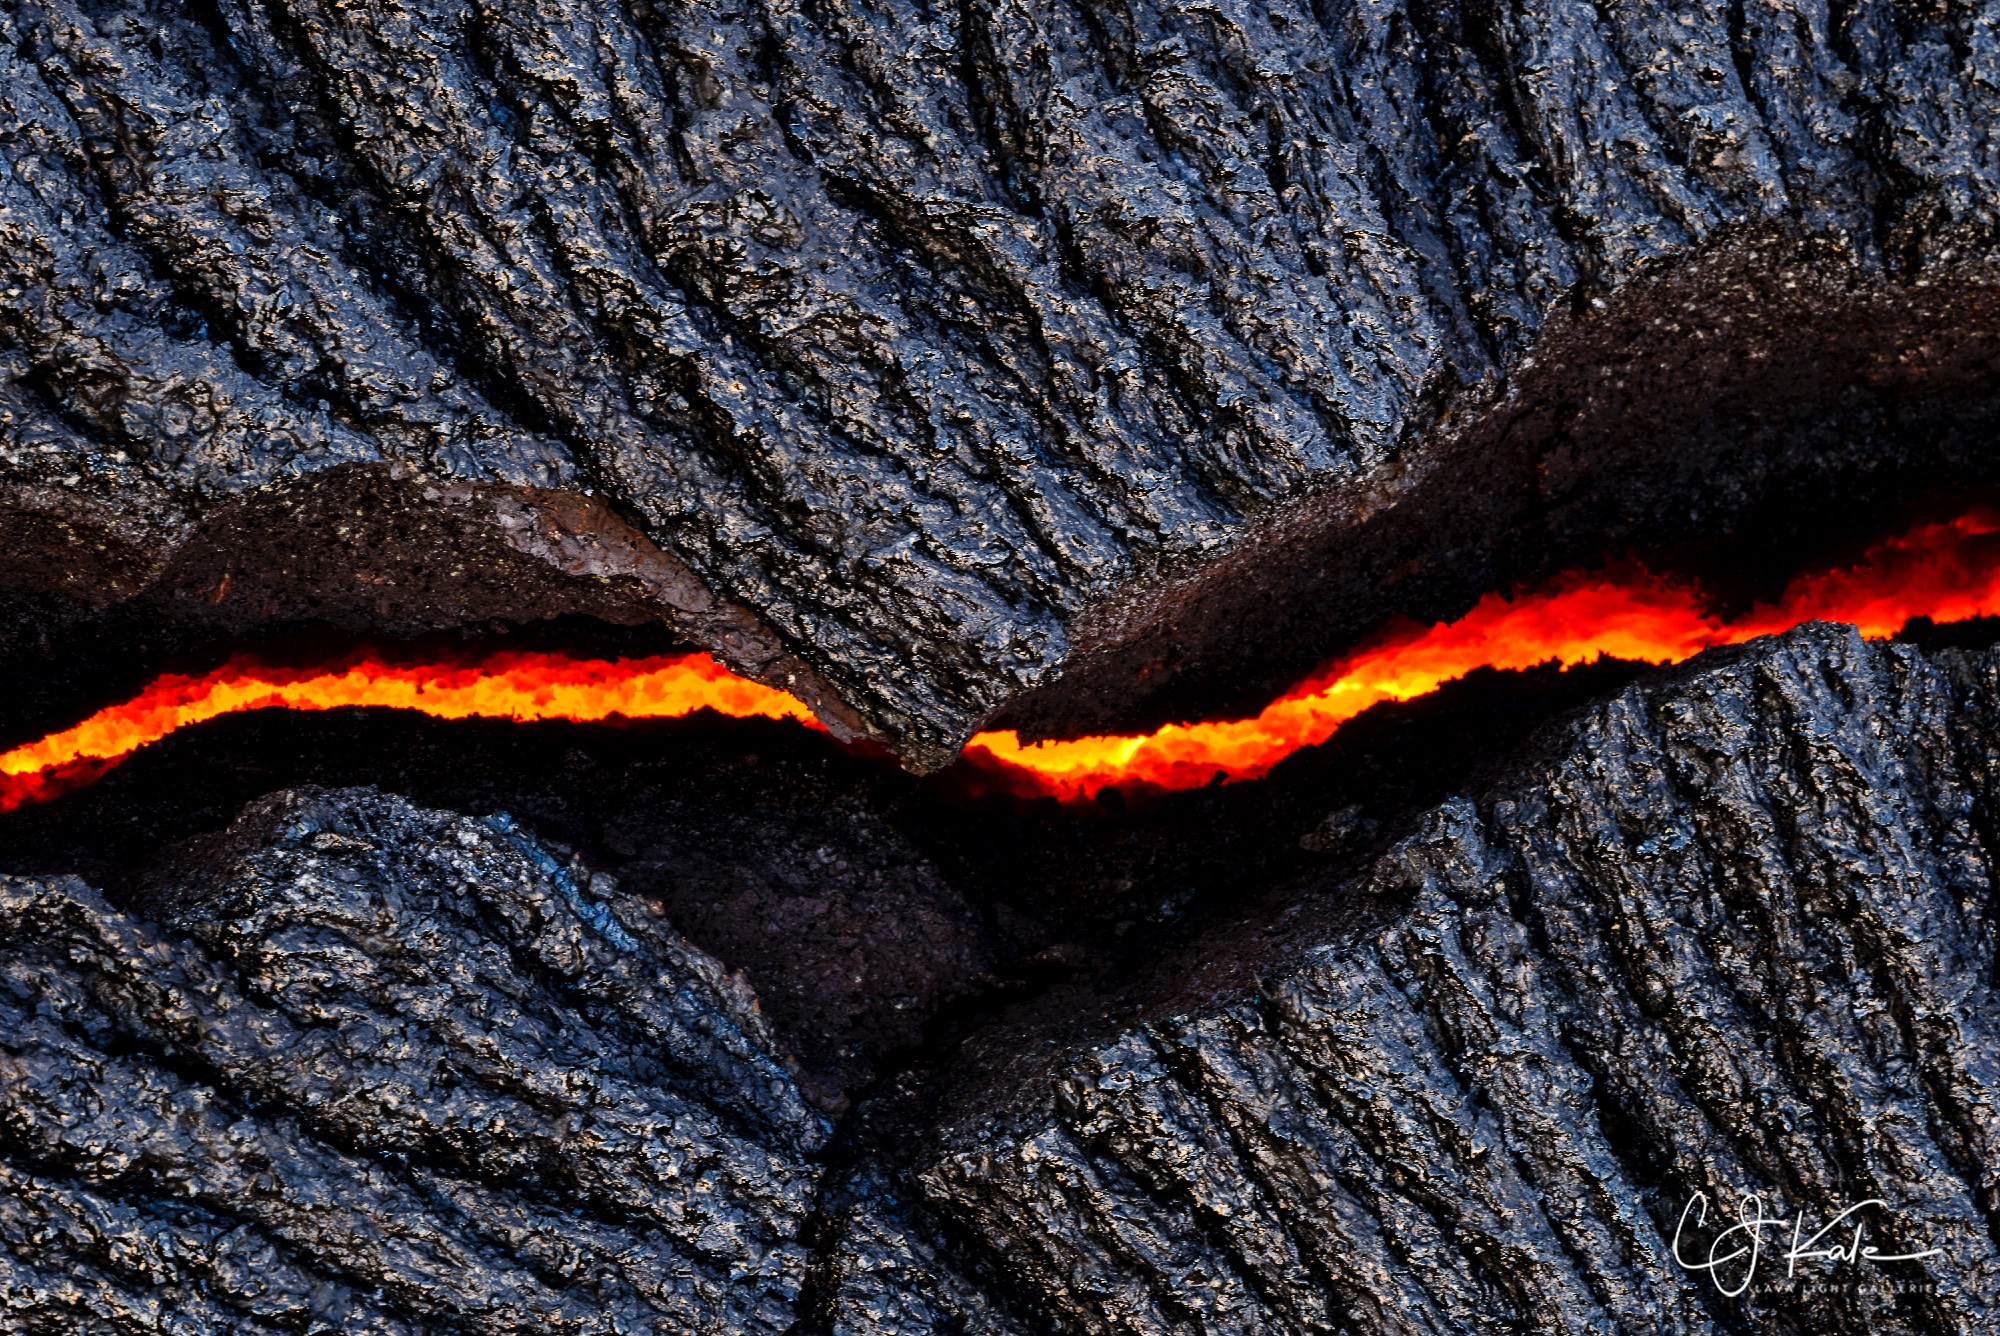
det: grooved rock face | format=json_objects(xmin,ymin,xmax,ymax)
[
  {"xmin": 900, "ymin": 626, "xmax": 2000, "ymax": 1331},
  {"xmin": 11, "ymin": 626, "xmax": 2000, "ymax": 1330},
  {"xmin": 0, "ymin": 787, "xmax": 828, "ymax": 1333},
  {"xmin": 6, "ymin": 0, "xmax": 2000, "ymax": 761}
]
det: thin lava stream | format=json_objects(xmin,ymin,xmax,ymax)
[{"xmin": 7, "ymin": 509, "xmax": 2000, "ymax": 810}]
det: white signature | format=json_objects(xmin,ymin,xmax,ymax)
[{"xmin": 1671, "ymin": 1191, "xmax": 1944, "ymax": 1296}]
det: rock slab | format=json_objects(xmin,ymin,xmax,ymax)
[
  {"xmin": 0, "ymin": 787, "xmax": 827, "ymax": 1334},
  {"xmin": 908, "ymin": 625, "xmax": 2000, "ymax": 1332},
  {"xmin": 8, "ymin": 0, "xmax": 2000, "ymax": 758}
]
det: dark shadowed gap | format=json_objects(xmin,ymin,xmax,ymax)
[{"xmin": 0, "ymin": 646, "xmax": 1681, "ymax": 1100}]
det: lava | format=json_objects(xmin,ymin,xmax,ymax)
[
  {"xmin": 969, "ymin": 509, "xmax": 2000, "ymax": 798},
  {"xmin": 0, "ymin": 652, "xmax": 818, "ymax": 812},
  {"xmin": 6, "ymin": 510, "xmax": 2000, "ymax": 810}
]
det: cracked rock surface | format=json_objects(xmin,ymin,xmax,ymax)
[
  {"xmin": 887, "ymin": 624, "xmax": 2000, "ymax": 1332},
  {"xmin": 0, "ymin": 786, "xmax": 829, "ymax": 1334},
  {"xmin": 14, "ymin": 624, "xmax": 2000, "ymax": 1331},
  {"xmin": 7, "ymin": 0, "xmax": 2000, "ymax": 759}
]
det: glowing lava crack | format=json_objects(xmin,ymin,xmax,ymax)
[{"xmin": 8, "ymin": 511, "xmax": 2000, "ymax": 810}]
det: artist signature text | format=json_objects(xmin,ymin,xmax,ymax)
[{"xmin": 1671, "ymin": 1191, "xmax": 1943, "ymax": 1296}]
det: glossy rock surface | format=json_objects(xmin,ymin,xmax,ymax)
[
  {"xmin": 7, "ymin": 0, "xmax": 2000, "ymax": 759},
  {"xmin": 0, "ymin": 787, "xmax": 828, "ymax": 1333}
]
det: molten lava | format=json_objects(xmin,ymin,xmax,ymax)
[
  {"xmin": 6, "ymin": 511, "xmax": 2000, "ymax": 810},
  {"xmin": 0, "ymin": 653, "xmax": 818, "ymax": 812}
]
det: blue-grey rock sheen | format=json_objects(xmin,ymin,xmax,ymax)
[
  {"xmin": 11, "ymin": 628, "xmax": 2000, "ymax": 1332},
  {"xmin": 0, "ymin": 787, "xmax": 830, "ymax": 1333},
  {"xmin": 5, "ymin": 0, "xmax": 2000, "ymax": 763},
  {"xmin": 889, "ymin": 624, "xmax": 2000, "ymax": 1332}
]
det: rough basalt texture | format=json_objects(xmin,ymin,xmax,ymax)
[
  {"xmin": 0, "ymin": 786, "xmax": 830, "ymax": 1333},
  {"xmin": 14, "ymin": 628, "xmax": 2000, "ymax": 1330},
  {"xmin": 895, "ymin": 624, "xmax": 2000, "ymax": 1332},
  {"xmin": 8, "ymin": 0, "xmax": 2000, "ymax": 761}
]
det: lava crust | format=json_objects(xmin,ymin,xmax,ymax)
[
  {"xmin": 885, "ymin": 623, "xmax": 2000, "ymax": 1332},
  {"xmin": 11, "ymin": 620, "xmax": 2000, "ymax": 1331},
  {"xmin": 6, "ymin": 0, "xmax": 2000, "ymax": 762},
  {"xmin": 8, "ymin": 0, "xmax": 2000, "ymax": 1329},
  {"xmin": 0, "ymin": 788, "xmax": 828, "ymax": 1333}
]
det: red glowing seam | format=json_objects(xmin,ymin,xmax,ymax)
[{"xmin": 5, "ymin": 510, "xmax": 1999, "ymax": 810}]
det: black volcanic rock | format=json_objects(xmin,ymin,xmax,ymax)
[
  {"xmin": 887, "ymin": 625, "xmax": 2000, "ymax": 1331},
  {"xmin": 15, "ymin": 628, "xmax": 2000, "ymax": 1331},
  {"xmin": 7, "ymin": 0, "xmax": 2000, "ymax": 762},
  {"xmin": 0, "ymin": 786, "xmax": 829, "ymax": 1333}
]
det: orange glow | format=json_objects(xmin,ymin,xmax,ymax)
[
  {"xmin": 963, "ymin": 509, "xmax": 2000, "ymax": 799},
  {"xmin": 4, "ymin": 510, "xmax": 2000, "ymax": 810},
  {"xmin": 0, "ymin": 651, "xmax": 817, "ymax": 812}
]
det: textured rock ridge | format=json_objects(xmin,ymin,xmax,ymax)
[
  {"xmin": 8, "ymin": 0, "xmax": 2000, "ymax": 759},
  {"xmin": 900, "ymin": 625, "xmax": 2000, "ymax": 1332},
  {"xmin": 0, "ymin": 787, "xmax": 828, "ymax": 1333},
  {"xmin": 13, "ymin": 628, "xmax": 2000, "ymax": 1331}
]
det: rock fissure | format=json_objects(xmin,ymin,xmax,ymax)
[
  {"xmin": 7, "ymin": 0, "xmax": 2000, "ymax": 1325},
  {"xmin": 12, "ymin": 0, "xmax": 2000, "ymax": 762},
  {"xmin": 7, "ymin": 626, "xmax": 2000, "ymax": 1329}
]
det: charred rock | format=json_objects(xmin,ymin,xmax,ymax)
[
  {"xmin": 892, "ymin": 624, "xmax": 2000, "ymax": 1331},
  {"xmin": 6, "ymin": 0, "xmax": 2000, "ymax": 759}
]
